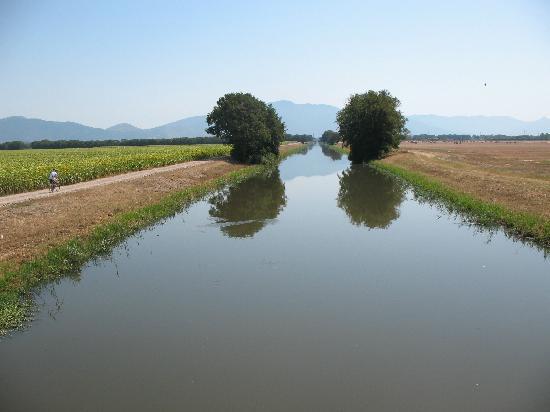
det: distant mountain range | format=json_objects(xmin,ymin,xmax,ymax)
[
  {"xmin": 1, "ymin": 101, "xmax": 548, "ymax": 142},
  {"xmin": 406, "ymin": 115, "xmax": 550, "ymax": 136},
  {"xmin": 0, "ymin": 115, "xmax": 213, "ymax": 142}
]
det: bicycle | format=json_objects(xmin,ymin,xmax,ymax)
[{"xmin": 49, "ymin": 177, "xmax": 60, "ymax": 192}]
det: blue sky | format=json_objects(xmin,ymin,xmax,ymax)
[{"xmin": 1, "ymin": 0, "xmax": 549, "ymax": 128}]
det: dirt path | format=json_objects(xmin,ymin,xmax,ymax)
[{"xmin": 0, "ymin": 159, "xmax": 216, "ymax": 207}]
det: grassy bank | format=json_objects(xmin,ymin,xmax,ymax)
[
  {"xmin": 328, "ymin": 144, "xmax": 549, "ymax": 249},
  {"xmin": 0, "ymin": 144, "xmax": 306, "ymax": 335},
  {"xmin": 323, "ymin": 144, "xmax": 349, "ymax": 156},
  {"xmin": 373, "ymin": 161, "xmax": 550, "ymax": 248}
]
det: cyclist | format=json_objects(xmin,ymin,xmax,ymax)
[{"xmin": 48, "ymin": 169, "xmax": 59, "ymax": 192}]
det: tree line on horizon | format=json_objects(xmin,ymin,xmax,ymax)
[
  {"xmin": 319, "ymin": 131, "xmax": 550, "ymax": 145},
  {"xmin": 409, "ymin": 133, "xmax": 550, "ymax": 141},
  {"xmin": 0, "ymin": 133, "xmax": 313, "ymax": 150}
]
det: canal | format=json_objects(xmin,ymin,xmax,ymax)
[{"xmin": 1, "ymin": 145, "xmax": 549, "ymax": 411}]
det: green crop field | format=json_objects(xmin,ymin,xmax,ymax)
[{"xmin": 0, "ymin": 145, "xmax": 231, "ymax": 195}]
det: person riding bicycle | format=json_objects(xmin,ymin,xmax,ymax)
[{"xmin": 48, "ymin": 169, "xmax": 59, "ymax": 192}]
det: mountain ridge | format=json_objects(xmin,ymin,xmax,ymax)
[
  {"xmin": 1, "ymin": 101, "xmax": 549, "ymax": 142},
  {"xmin": 406, "ymin": 114, "xmax": 550, "ymax": 135}
]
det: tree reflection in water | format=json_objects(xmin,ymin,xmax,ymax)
[
  {"xmin": 337, "ymin": 165, "xmax": 405, "ymax": 229},
  {"xmin": 209, "ymin": 170, "xmax": 287, "ymax": 238},
  {"xmin": 320, "ymin": 144, "xmax": 343, "ymax": 161}
]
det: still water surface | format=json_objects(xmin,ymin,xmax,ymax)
[{"xmin": 1, "ymin": 145, "xmax": 549, "ymax": 411}]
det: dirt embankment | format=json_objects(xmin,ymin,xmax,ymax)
[
  {"xmin": 384, "ymin": 141, "xmax": 550, "ymax": 219},
  {"xmin": 0, "ymin": 160, "xmax": 243, "ymax": 273}
]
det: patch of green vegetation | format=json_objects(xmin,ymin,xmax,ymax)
[
  {"xmin": 323, "ymin": 144, "xmax": 349, "ymax": 156},
  {"xmin": 372, "ymin": 161, "xmax": 550, "ymax": 250},
  {"xmin": 0, "ymin": 144, "xmax": 231, "ymax": 195},
  {"xmin": 0, "ymin": 145, "xmax": 305, "ymax": 336}
]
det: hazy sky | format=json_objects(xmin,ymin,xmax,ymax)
[{"xmin": 1, "ymin": 0, "xmax": 549, "ymax": 128}]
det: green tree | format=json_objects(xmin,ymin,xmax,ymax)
[
  {"xmin": 206, "ymin": 92, "xmax": 285, "ymax": 163},
  {"xmin": 337, "ymin": 165, "xmax": 405, "ymax": 229},
  {"xmin": 337, "ymin": 90, "xmax": 408, "ymax": 162},
  {"xmin": 319, "ymin": 130, "xmax": 340, "ymax": 145},
  {"xmin": 0, "ymin": 141, "xmax": 29, "ymax": 150},
  {"xmin": 209, "ymin": 170, "xmax": 287, "ymax": 238},
  {"xmin": 285, "ymin": 134, "xmax": 314, "ymax": 143}
]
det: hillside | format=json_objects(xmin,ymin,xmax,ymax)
[
  {"xmin": 406, "ymin": 115, "xmax": 550, "ymax": 135},
  {"xmin": 1, "ymin": 102, "xmax": 549, "ymax": 142}
]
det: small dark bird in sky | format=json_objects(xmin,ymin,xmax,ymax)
[{"xmin": 484, "ymin": 82, "xmax": 487, "ymax": 86}]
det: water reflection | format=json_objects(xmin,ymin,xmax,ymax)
[
  {"xmin": 337, "ymin": 165, "xmax": 405, "ymax": 229},
  {"xmin": 208, "ymin": 170, "xmax": 287, "ymax": 238},
  {"xmin": 321, "ymin": 144, "xmax": 343, "ymax": 161},
  {"xmin": 291, "ymin": 143, "xmax": 312, "ymax": 156}
]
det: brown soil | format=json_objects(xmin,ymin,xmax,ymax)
[{"xmin": 384, "ymin": 141, "xmax": 550, "ymax": 218}]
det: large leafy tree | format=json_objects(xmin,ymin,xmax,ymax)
[
  {"xmin": 319, "ymin": 130, "xmax": 340, "ymax": 145},
  {"xmin": 206, "ymin": 93, "xmax": 285, "ymax": 164},
  {"xmin": 337, "ymin": 90, "xmax": 408, "ymax": 162}
]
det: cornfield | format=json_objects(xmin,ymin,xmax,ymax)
[{"xmin": 0, "ymin": 145, "xmax": 231, "ymax": 195}]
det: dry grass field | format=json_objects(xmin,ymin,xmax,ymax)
[{"xmin": 383, "ymin": 141, "xmax": 550, "ymax": 219}]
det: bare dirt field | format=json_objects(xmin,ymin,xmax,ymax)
[{"xmin": 384, "ymin": 141, "xmax": 550, "ymax": 219}]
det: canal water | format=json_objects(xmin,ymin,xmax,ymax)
[{"xmin": 1, "ymin": 145, "xmax": 549, "ymax": 411}]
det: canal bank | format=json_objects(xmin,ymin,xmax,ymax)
[
  {"xmin": 327, "ymin": 144, "xmax": 550, "ymax": 249},
  {"xmin": 0, "ymin": 144, "xmax": 307, "ymax": 334}
]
